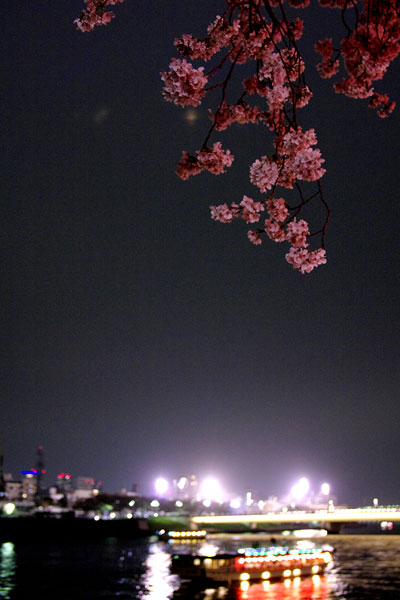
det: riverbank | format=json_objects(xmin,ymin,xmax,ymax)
[{"xmin": 0, "ymin": 516, "xmax": 151, "ymax": 541}]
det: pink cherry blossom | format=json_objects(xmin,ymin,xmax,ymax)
[
  {"xmin": 278, "ymin": 127, "xmax": 318, "ymax": 156},
  {"xmin": 196, "ymin": 142, "xmax": 234, "ymax": 175},
  {"xmin": 250, "ymin": 156, "xmax": 280, "ymax": 193},
  {"xmin": 285, "ymin": 247, "xmax": 327, "ymax": 273},
  {"xmin": 210, "ymin": 102, "xmax": 260, "ymax": 131},
  {"xmin": 239, "ymin": 196, "xmax": 265, "ymax": 223},
  {"xmin": 318, "ymin": 0, "xmax": 400, "ymax": 114},
  {"xmin": 315, "ymin": 38, "xmax": 340, "ymax": 78},
  {"xmin": 265, "ymin": 219, "xmax": 286, "ymax": 242},
  {"xmin": 210, "ymin": 204, "xmax": 236, "ymax": 223},
  {"xmin": 210, "ymin": 196, "xmax": 264, "ymax": 225},
  {"xmin": 267, "ymin": 198, "xmax": 289, "ymax": 222},
  {"xmin": 369, "ymin": 92, "xmax": 396, "ymax": 118},
  {"xmin": 176, "ymin": 142, "xmax": 234, "ymax": 180},
  {"xmin": 277, "ymin": 128, "xmax": 326, "ymax": 183},
  {"xmin": 161, "ymin": 59, "xmax": 208, "ymax": 107},
  {"xmin": 247, "ymin": 230, "xmax": 263, "ymax": 245},
  {"xmin": 176, "ymin": 151, "xmax": 203, "ymax": 180},
  {"xmin": 288, "ymin": 147, "xmax": 326, "ymax": 182},
  {"xmin": 174, "ymin": 34, "xmax": 212, "ymax": 60},
  {"xmin": 75, "ymin": 0, "xmax": 125, "ymax": 32},
  {"xmin": 292, "ymin": 85, "xmax": 313, "ymax": 107},
  {"xmin": 285, "ymin": 218, "xmax": 310, "ymax": 248}
]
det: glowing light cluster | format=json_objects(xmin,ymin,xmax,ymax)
[
  {"xmin": 155, "ymin": 477, "xmax": 169, "ymax": 496},
  {"xmin": 239, "ymin": 546, "xmax": 326, "ymax": 557},
  {"xmin": 200, "ymin": 477, "xmax": 222, "ymax": 502},
  {"xmin": 3, "ymin": 503, "xmax": 15, "ymax": 516},
  {"xmin": 235, "ymin": 548, "xmax": 331, "ymax": 572},
  {"xmin": 291, "ymin": 477, "xmax": 310, "ymax": 501},
  {"xmin": 168, "ymin": 530, "xmax": 207, "ymax": 538}
]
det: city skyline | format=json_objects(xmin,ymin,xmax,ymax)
[{"xmin": 0, "ymin": 446, "xmax": 389, "ymax": 508}]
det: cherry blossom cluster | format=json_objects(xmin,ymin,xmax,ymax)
[
  {"xmin": 211, "ymin": 194, "xmax": 326, "ymax": 273},
  {"xmin": 76, "ymin": 0, "xmax": 399, "ymax": 273},
  {"xmin": 176, "ymin": 142, "xmax": 234, "ymax": 179},
  {"xmin": 161, "ymin": 59, "xmax": 208, "ymax": 107},
  {"xmin": 249, "ymin": 127, "xmax": 326, "ymax": 192},
  {"xmin": 160, "ymin": 0, "xmax": 330, "ymax": 273},
  {"xmin": 316, "ymin": 0, "xmax": 400, "ymax": 117},
  {"xmin": 75, "ymin": 0, "xmax": 125, "ymax": 32}
]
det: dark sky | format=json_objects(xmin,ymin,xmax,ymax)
[{"xmin": 2, "ymin": 1, "xmax": 399, "ymax": 506}]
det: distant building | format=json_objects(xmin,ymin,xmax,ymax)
[
  {"xmin": 48, "ymin": 486, "xmax": 66, "ymax": 504},
  {"xmin": 56, "ymin": 473, "xmax": 73, "ymax": 493},
  {"xmin": 21, "ymin": 473, "xmax": 38, "ymax": 501},
  {"xmin": 173, "ymin": 475, "xmax": 199, "ymax": 500},
  {"xmin": 3, "ymin": 471, "xmax": 38, "ymax": 502},
  {"xmin": 68, "ymin": 476, "xmax": 98, "ymax": 504},
  {"xmin": 75, "ymin": 476, "xmax": 95, "ymax": 491},
  {"xmin": 5, "ymin": 479, "xmax": 22, "ymax": 501}
]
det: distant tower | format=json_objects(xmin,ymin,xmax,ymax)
[{"xmin": 35, "ymin": 445, "xmax": 46, "ymax": 501}]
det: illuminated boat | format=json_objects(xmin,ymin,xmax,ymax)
[
  {"xmin": 157, "ymin": 529, "xmax": 207, "ymax": 541},
  {"xmin": 171, "ymin": 545, "xmax": 333, "ymax": 584}
]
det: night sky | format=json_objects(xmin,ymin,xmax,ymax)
[{"xmin": 2, "ymin": 1, "xmax": 399, "ymax": 507}]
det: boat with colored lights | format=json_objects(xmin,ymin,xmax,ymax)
[{"xmin": 170, "ymin": 545, "xmax": 333, "ymax": 585}]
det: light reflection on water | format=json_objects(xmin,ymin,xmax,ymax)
[
  {"xmin": 140, "ymin": 544, "xmax": 180, "ymax": 600},
  {"xmin": 147, "ymin": 537, "xmax": 333, "ymax": 600},
  {"xmin": 0, "ymin": 542, "xmax": 16, "ymax": 599},
  {"xmin": 1, "ymin": 533, "xmax": 400, "ymax": 599},
  {"xmin": 141, "ymin": 535, "xmax": 400, "ymax": 600},
  {"xmin": 234, "ymin": 575, "xmax": 331, "ymax": 600}
]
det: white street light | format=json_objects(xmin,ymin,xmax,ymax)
[
  {"xmin": 155, "ymin": 477, "xmax": 169, "ymax": 496},
  {"xmin": 177, "ymin": 477, "xmax": 187, "ymax": 490},
  {"xmin": 201, "ymin": 477, "xmax": 222, "ymax": 502},
  {"xmin": 291, "ymin": 477, "xmax": 310, "ymax": 501},
  {"xmin": 321, "ymin": 482, "xmax": 330, "ymax": 496}
]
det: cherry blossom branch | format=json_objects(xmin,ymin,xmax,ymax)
[
  {"xmin": 75, "ymin": 0, "xmax": 399, "ymax": 274},
  {"xmin": 160, "ymin": 1, "xmax": 329, "ymax": 273}
]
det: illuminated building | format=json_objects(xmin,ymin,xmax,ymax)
[
  {"xmin": 75, "ymin": 476, "xmax": 95, "ymax": 491},
  {"xmin": 56, "ymin": 473, "xmax": 73, "ymax": 493},
  {"xmin": 4, "ymin": 479, "xmax": 22, "ymax": 501},
  {"xmin": 173, "ymin": 474, "xmax": 199, "ymax": 500},
  {"xmin": 21, "ymin": 472, "xmax": 38, "ymax": 501},
  {"xmin": 69, "ymin": 476, "xmax": 98, "ymax": 503}
]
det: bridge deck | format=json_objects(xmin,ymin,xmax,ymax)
[{"xmin": 192, "ymin": 509, "xmax": 400, "ymax": 525}]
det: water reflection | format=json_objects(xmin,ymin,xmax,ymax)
[
  {"xmin": 141, "ymin": 544, "xmax": 180, "ymax": 600},
  {"xmin": 140, "ymin": 541, "xmax": 333, "ymax": 600},
  {"xmin": 234, "ymin": 575, "xmax": 331, "ymax": 600},
  {"xmin": 0, "ymin": 542, "xmax": 16, "ymax": 599}
]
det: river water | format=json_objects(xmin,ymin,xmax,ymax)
[{"xmin": 1, "ymin": 534, "xmax": 400, "ymax": 599}]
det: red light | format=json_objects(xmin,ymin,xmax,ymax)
[{"xmin": 42, "ymin": 469, "xmax": 46, "ymax": 474}]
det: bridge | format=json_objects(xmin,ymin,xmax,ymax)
[{"xmin": 191, "ymin": 507, "xmax": 400, "ymax": 533}]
